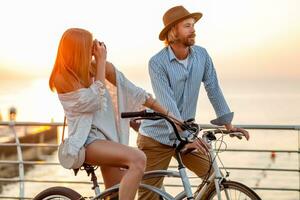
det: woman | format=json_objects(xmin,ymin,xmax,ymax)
[{"xmin": 49, "ymin": 28, "xmax": 181, "ymax": 199}]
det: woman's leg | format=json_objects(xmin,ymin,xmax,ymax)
[
  {"xmin": 100, "ymin": 166, "xmax": 125, "ymax": 188},
  {"xmin": 85, "ymin": 140, "xmax": 146, "ymax": 200}
]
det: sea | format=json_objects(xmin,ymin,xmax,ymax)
[{"xmin": 0, "ymin": 76, "xmax": 299, "ymax": 200}]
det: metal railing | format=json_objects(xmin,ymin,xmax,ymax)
[{"xmin": 0, "ymin": 122, "xmax": 299, "ymax": 199}]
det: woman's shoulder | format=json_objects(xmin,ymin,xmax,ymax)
[{"xmin": 54, "ymin": 73, "xmax": 84, "ymax": 94}]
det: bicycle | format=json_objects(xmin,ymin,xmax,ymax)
[{"xmin": 33, "ymin": 110, "xmax": 262, "ymax": 200}]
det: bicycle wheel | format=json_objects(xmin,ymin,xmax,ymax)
[
  {"xmin": 33, "ymin": 186, "xmax": 84, "ymax": 200},
  {"xmin": 205, "ymin": 180, "xmax": 261, "ymax": 200},
  {"xmin": 96, "ymin": 183, "xmax": 174, "ymax": 200}
]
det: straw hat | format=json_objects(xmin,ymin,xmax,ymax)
[{"xmin": 159, "ymin": 6, "xmax": 202, "ymax": 41}]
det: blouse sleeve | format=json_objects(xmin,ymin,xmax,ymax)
[
  {"xmin": 60, "ymin": 80, "xmax": 107, "ymax": 114},
  {"xmin": 117, "ymin": 70, "xmax": 148, "ymax": 111}
]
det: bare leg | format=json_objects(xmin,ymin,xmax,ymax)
[
  {"xmin": 85, "ymin": 140, "xmax": 146, "ymax": 200},
  {"xmin": 100, "ymin": 166, "xmax": 125, "ymax": 188}
]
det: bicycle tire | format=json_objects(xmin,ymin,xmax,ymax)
[
  {"xmin": 33, "ymin": 186, "xmax": 84, "ymax": 200},
  {"xmin": 95, "ymin": 183, "xmax": 174, "ymax": 200},
  {"xmin": 204, "ymin": 180, "xmax": 261, "ymax": 200}
]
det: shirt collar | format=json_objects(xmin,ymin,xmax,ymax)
[
  {"xmin": 167, "ymin": 46, "xmax": 176, "ymax": 62},
  {"xmin": 168, "ymin": 45, "xmax": 195, "ymax": 62}
]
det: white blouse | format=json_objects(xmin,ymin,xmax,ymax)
[{"xmin": 58, "ymin": 68, "xmax": 148, "ymax": 157}]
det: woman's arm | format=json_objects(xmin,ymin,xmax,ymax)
[
  {"xmin": 91, "ymin": 61, "xmax": 116, "ymax": 86},
  {"xmin": 92, "ymin": 40, "xmax": 106, "ymax": 84},
  {"xmin": 143, "ymin": 95, "xmax": 183, "ymax": 132},
  {"xmin": 144, "ymin": 96, "xmax": 168, "ymax": 116},
  {"xmin": 105, "ymin": 62, "xmax": 116, "ymax": 86}
]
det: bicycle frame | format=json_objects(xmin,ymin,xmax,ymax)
[
  {"xmin": 171, "ymin": 132, "xmax": 227, "ymax": 200},
  {"xmin": 34, "ymin": 110, "xmax": 259, "ymax": 200},
  {"xmin": 194, "ymin": 135, "xmax": 225, "ymax": 200},
  {"xmin": 83, "ymin": 164, "xmax": 176, "ymax": 200},
  {"xmin": 77, "ymin": 134, "xmax": 233, "ymax": 200},
  {"xmin": 120, "ymin": 110, "xmax": 228, "ymax": 200}
]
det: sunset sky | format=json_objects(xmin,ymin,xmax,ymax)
[
  {"xmin": 0, "ymin": 0, "xmax": 299, "ymax": 123},
  {"xmin": 0, "ymin": 0, "xmax": 299, "ymax": 81}
]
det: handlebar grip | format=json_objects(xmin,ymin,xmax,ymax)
[
  {"xmin": 121, "ymin": 110, "xmax": 156, "ymax": 118},
  {"xmin": 121, "ymin": 111, "xmax": 146, "ymax": 118}
]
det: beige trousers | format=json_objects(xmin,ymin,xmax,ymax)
[{"xmin": 137, "ymin": 134, "xmax": 211, "ymax": 200}]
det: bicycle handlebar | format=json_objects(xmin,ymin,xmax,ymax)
[
  {"xmin": 121, "ymin": 110, "xmax": 245, "ymax": 145},
  {"xmin": 121, "ymin": 110, "xmax": 155, "ymax": 118},
  {"xmin": 121, "ymin": 110, "xmax": 198, "ymax": 143}
]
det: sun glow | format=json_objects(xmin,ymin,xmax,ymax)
[
  {"xmin": 0, "ymin": 0, "xmax": 299, "ymax": 122},
  {"xmin": 0, "ymin": 0, "xmax": 299, "ymax": 81}
]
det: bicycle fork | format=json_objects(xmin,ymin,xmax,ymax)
[
  {"xmin": 208, "ymin": 144, "xmax": 231, "ymax": 200},
  {"xmin": 175, "ymin": 150, "xmax": 194, "ymax": 200},
  {"xmin": 209, "ymin": 147, "xmax": 223, "ymax": 200}
]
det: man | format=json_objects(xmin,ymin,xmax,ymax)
[{"xmin": 138, "ymin": 5, "xmax": 249, "ymax": 200}]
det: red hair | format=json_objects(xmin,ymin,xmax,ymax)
[{"xmin": 49, "ymin": 28, "xmax": 93, "ymax": 92}]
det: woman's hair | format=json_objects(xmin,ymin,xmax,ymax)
[
  {"xmin": 164, "ymin": 26, "xmax": 178, "ymax": 46},
  {"xmin": 49, "ymin": 28, "xmax": 93, "ymax": 92}
]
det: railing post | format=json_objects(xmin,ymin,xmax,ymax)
[
  {"xmin": 9, "ymin": 121, "xmax": 25, "ymax": 199},
  {"xmin": 298, "ymin": 128, "xmax": 300, "ymax": 200}
]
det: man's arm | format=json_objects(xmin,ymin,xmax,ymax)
[
  {"xmin": 202, "ymin": 50, "xmax": 234, "ymax": 126},
  {"xmin": 202, "ymin": 51, "xmax": 250, "ymax": 140}
]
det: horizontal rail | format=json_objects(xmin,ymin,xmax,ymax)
[
  {"xmin": 163, "ymin": 184, "xmax": 300, "ymax": 192},
  {"xmin": 0, "ymin": 161, "xmax": 59, "ymax": 165},
  {"xmin": 200, "ymin": 124, "xmax": 300, "ymax": 130},
  {"xmin": 168, "ymin": 166, "xmax": 299, "ymax": 172},
  {"xmin": 0, "ymin": 178, "xmax": 104, "ymax": 184},
  {"xmin": 0, "ymin": 179, "xmax": 298, "ymax": 192},
  {"xmin": 0, "ymin": 196, "xmax": 31, "ymax": 199},
  {"xmin": 216, "ymin": 149, "xmax": 299, "ymax": 153},
  {"xmin": 220, "ymin": 167, "xmax": 299, "ymax": 172},
  {"xmin": 1, "ymin": 122, "xmax": 299, "ymax": 130},
  {"xmin": 0, "ymin": 122, "xmax": 63, "ymax": 126},
  {"xmin": 0, "ymin": 143, "xmax": 298, "ymax": 153},
  {"xmin": 0, "ymin": 143, "xmax": 58, "ymax": 147},
  {"xmin": 0, "ymin": 160, "xmax": 299, "ymax": 172}
]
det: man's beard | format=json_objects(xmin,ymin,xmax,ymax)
[{"xmin": 178, "ymin": 34, "xmax": 196, "ymax": 46}]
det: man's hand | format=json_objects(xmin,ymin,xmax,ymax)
[
  {"xmin": 225, "ymin": 124, "xmax": 250, "ymax": 140},
  {"xmin": 181, "ymin": 138, "xmax": 209, "ymax": 154}
]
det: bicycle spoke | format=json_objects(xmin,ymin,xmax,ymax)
[
  {"xmin": 238, "ymin": 189, "xmax": 241, "ymax": 200},
  {"xmin": 209, "ymin": 185, "xmax": 259, "ymax": 200}
]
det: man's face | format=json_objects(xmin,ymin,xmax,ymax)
[{"xmin": 175, "ymin": 18, "xmax": 196, "ymax": 46}]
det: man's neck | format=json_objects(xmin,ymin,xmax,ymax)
[{"xmin": 170, "ymin": 43, "xmax": 190, "ymax": 60}]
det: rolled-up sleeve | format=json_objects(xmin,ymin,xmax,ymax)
[{"xmin": 203, "ymin": 50, "xmax": 233, "ymax": 125}]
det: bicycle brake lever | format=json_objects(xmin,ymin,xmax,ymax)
[{"xmin": 229, "ymin": 132, "xmax": 243, "ymax": 140}]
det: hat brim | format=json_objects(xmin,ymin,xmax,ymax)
[{"xmin": 159, "ymin": 12, "xmax": 202, "ymax": 41}]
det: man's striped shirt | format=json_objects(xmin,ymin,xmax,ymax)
[{"xmin": 139, "ymin": 45, "xmax": 233, "ymax": 146}]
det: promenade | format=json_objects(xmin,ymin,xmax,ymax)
[{"xmin": 0, "ymin": 121, "xmax": 299, "ymax": 199}]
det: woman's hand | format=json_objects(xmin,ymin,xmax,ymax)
[
  {"xmin": 93, "ymin": 39, "xmax": 107, "ymax": 82},
  {"xmin": 93, "ymin": 39, "xmax": 107, "ymax": 64},
  {"xmin": 225, "ymin": 124, "xmax": 250, "ymax": 140}
]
